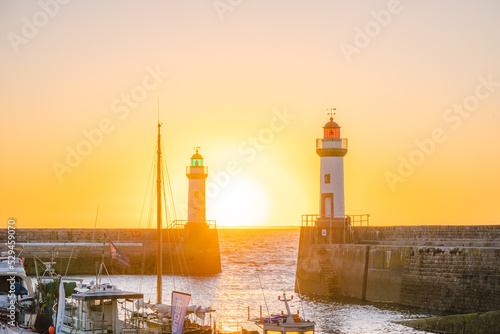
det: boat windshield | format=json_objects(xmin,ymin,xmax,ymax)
[{"xmin": 0, "ymin": 276, "xmax": 30, "ymax": 296}]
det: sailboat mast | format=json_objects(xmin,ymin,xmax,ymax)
[{"xmin": 156, "ymin": 122, "xmax": 163, "ymax": 304}]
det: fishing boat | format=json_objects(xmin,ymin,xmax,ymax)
[
  {"xmin": 1, "ymin": 246, "xmax": 83, "ymax": 333},
  {"xmin": 59, "ymin": 258, "xmax": 144, "ymax": 334},
  {"xmin": 60, "ymin": 282, "xmax": 144, "ymax": 334},
  {"xmin": 250, "ymin": 292, "xmax": 315, "ymax": 334},
  {"xmin": 0, "ymin": 251, "xmax": 61, "ymax": 333},
  {"xmin": 0, "ymin": 252, "xmax": 36, "ymax": 329}
]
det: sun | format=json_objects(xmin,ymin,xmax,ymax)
[{"xmin": 206, "ymin": 174, "xmax": 270, "ymax": 227}]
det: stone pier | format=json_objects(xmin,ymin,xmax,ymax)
[
  {"xmin": 1, "ymin": 228, "xmax": 221, "ymax": 276},
  {"xmin": 296, "ymin": 225, "xmax": 500, "ymax": 313}
]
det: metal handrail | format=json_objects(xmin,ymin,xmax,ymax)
[
  {"xmin": 301, "ymin": 214, "xmax": 319, "ymax": 227},
  {"xmin": 301, "ymin": 214, "xmax": 369, "ymax": 227},
  {"xmin": 348, "ymin": 214, "xmax": 370, "ymax": 227}
]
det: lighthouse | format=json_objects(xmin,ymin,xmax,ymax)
[
  {"xmin": 316, "ymin": 109, "xmax": 349, "ymax": 243},
  {"xmin": 186, "ymin": 147, "xmax": 208, "ymax": 224},
  {"xmin": 181, "ymin": 147, "xmax": 221, "ymax": 274}
]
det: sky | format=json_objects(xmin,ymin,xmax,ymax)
[{"xmin": 1, "ymin": 0, "xmax": 499, "ymax": 228}]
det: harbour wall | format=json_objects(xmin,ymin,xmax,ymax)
[
  {"xmin": 296, "ymin": 225, "xmax": 500, "ymax": 313},
  {"xmin": 1, "ymin": 228, "xmax": 221, "ymax": 275}
]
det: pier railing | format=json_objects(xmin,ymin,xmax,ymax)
[
  {"xmin": 301, "ymin": 214, "xmax": 370, "ymax": 227},
  {"xmin": 349, "ymin": 214, "xmax": 370, "ymax": 226},
  {"xmin": 171, "ymin": 220, "xmax": 217, "ymax": 229},
  {"xmin": 302, "ymin": 214, "xmax": 320, "ymax": 227}
]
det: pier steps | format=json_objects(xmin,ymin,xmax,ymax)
[{"xmin": 312, "ymin": 245, "xmax": 342, "ymax": 297}]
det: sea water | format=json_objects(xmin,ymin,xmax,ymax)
[{"xmin": 67, "ymin": 229, "xmax": 435, "ymax": 334}]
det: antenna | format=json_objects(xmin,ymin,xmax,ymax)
[
  {"xmin": 253, "ymin": 261, "xmax": 270, "ymax": 318},
  {"xmin": 158, "ymin": 97, "xmax": 160, "ymax": 125},
  {"xmin": 91, "ymin": 204, "xmax": 99, "ymax": 247},
  {"xmin": 327, "ymin": 107, "xmax": 336, "ymax": 121}
]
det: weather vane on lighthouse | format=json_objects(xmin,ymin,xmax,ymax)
[
  {"xmin": 327, "ymin": 107, "xmax": 336, "ymax": 121},
  {"xmin": 193, "ymin": 146, "xmax": 200, "ymax": 154}
]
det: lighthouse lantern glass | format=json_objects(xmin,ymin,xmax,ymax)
[{"xmin": 191, "ymin": 158, "xmax": 203, "ymax": 167}]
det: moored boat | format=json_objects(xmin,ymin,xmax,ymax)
[
  {"xmin": 0, "ymin": 252, "xmax": 47, "ymax": 332},
  {"xmin": 250, "ymin": 292, "xmax": 315, "ymax": 334},
  {"xmin": 60, "ymin": 280, "xmax": 144, "ymax": 334}
]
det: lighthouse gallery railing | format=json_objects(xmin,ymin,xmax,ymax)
[{"xmin": 315, "ymin": 138, "xmax": 348, "ymax": 149}]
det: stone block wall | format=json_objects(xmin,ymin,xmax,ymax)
[
  {"xmin": 0, "ymin": 228, "xmax": 221, "ymax": 275},
  {"xmin": 2, "ymin": 228, "xmax": 151, "ymax": 244},
  {"xmin": 296, "ymin": 225, "xmax": 500, "ymax": 313},
  {"xmin": 352, "ymin": 225, "xmax": 500, "ymax": 247},
  {"xmin": 400, "ymin": 247, "xmax": 500, "ymax": 313},
  {"xmin": 365, "ymin": 246, "xmax": 408, "ymax": 303}
]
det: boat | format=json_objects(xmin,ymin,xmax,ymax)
[
  {"xmin": 0, "ymin": 252, "xmax": 35, "ymax": 329},
  {"xmin": 250, "ymin": 292, "xmax": 315, "ymax": 334},
  {"xmin": 60, "ymin": 282, "xmax": 144, "ymax": 334},
  {"xmin": 59, "ymin": 259, "xmax": 144, "ymax": 334},
  {"xmin": 0, "ymin": 251, "xmax": 56, "ymax": 332},
  {"xmin": 138, "ymin": 299, "xmax": 215, "ymax": 333}
]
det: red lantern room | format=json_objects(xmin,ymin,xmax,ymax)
[{"xmin": 323, "ymin": 117, "xmax": 340, "ymax": 139}]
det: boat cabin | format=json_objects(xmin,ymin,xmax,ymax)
[
  {"xmin": 258, "ymin": 317, "xmax": 315, "ymax": 334},
  {"xmin": 0, "ymin": 254, "xmax": 34, "ymax": 297},
  {"xmin": 62, "ymin": 283, "xmax": 143, "ymax": 334}
]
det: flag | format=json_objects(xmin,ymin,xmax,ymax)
[
  {"xmin": 171, "ymin": 291, "xmax": 191, "ymax": 334},
  {"xmin": 55, "ymin": 280, "xmax": 65, "ymax": 334},
  {"xmin": 109, "ymin": 240, "xmax": 130, "ymax": 267}
]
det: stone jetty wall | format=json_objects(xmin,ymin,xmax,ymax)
[
  {"xmin": 352, "ymin": 225, "xmax": 500, "ymax": 247},
  {"xmin": 296, "ymin": 225, "xmax": 500, "ymax": 313},
  {"xmin": 0, "ymin": 228, "xmax": 221, "ymax": 275}
]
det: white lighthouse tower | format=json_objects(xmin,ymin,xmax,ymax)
[
  {"xmin": 182, "ymin": 147, "xmax": 222, "ymax": 274},
  {"xmin": 186, "ymin": 147, "xmax": 208, "ymax": 224},
  {"xmin": 182, "ymin": 148, "xmax": 221, "ymax": 274},
  {"xmin": 316, "ymin": 109, "xmax": 349, "ymax": 242}
]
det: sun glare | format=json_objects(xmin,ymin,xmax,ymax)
[{"xmin": 207, "ymin": 174, "xmax": 270, "ymax": 227}]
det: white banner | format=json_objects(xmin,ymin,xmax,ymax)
[
  {"xmin": 171, "ymin": 291, "xmax": 191, "ymax": 334},
  {"xmin": 55, "ymin": 280, "xmax": 65, "ymax": 334}
]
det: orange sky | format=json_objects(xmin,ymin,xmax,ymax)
[{"xmin": 1, "ymin": 1, "xmax": 499, "ymax": 228}]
